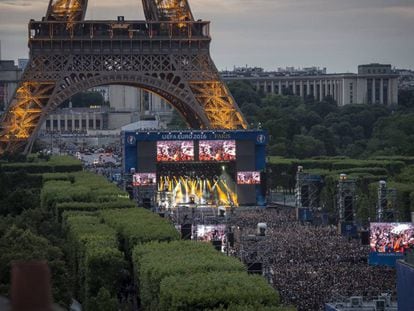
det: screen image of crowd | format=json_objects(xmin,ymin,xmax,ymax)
[
  {"xmin": 132, "ymin": 173, "xmax": 156, "ymax": 186},
  {"xmin": 199, "ymin": 140, "xmax": 236, "ymax": 161},
  {"xmin": 196, "ymin": 224, "xmax": 226, "ymax": 242},
  {"xmin": 370, "ymin": 222, "xmax": 414, "ymax": 253},
  {"xmin": 237, "ymin": 171, "xmax": 261, "ymax": 184},
  {"xmin": 156, "ymin": 141, "xmax": 194, "ymax": 162},
  {"xmin": 228, "ymin": 208, "xmax": 397, "ymax": 311}
]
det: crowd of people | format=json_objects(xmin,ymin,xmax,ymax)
[
  {"xmin": 230, "ymin": 208, "xmax": 397, "ymax": 311},
  {"xmin": 199, "ymin": 140, "xmax": 236, "ymax": 161},
  {"xmin": 157, "ymin": 141, "xmax": 194, "ymax": 162}
]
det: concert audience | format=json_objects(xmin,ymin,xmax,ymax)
[{"xmin": 229, "ymin": 208, "xmax": 396, "ymax": 311}]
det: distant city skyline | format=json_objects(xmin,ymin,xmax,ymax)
[{"xmin": 0, "ymin": 0, "xmax": 413, "ymax": 72}]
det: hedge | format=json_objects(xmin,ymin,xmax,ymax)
[
  {"xmin": 0, "ymin": 171, "xmax": 43, "ymax": 191},
  {"xmin": 100, "ymin": 208, "xmax": 180, "ymax": 253},
  {"xmin": 64, "ymin": 213, "xmax": 126, "ymax": 309},
  {"xmin": 55, "ymin": 200, "xmax": 135, "ymax": 221},
  {"xmin": 371, "ymin": 156, "xmax": 414, "ymax": 165},
  {"xmin": 331, "ymin": 160, "xmax": 404, "ymax": 174},
  {"xmin": 41, "ymin": 181, "xmax": 91, "ymax": 210},
  {"xmin": 268, "ymin": 157, "xmax": 405, "ymax": 173},
  {"xmin": 42, "ymin": 172, "xmax": 75, "ymax": 183},
  {"xmin": 40, "ymin": 172, "xmax": 130, "ymax": 213},
  {"xmin": 71, "ymin": 172, "xmax": 128, "ymax": 202},
  {"xmin": 159, "ymin": 272, "xmax": 280, "ymax": 311},
  {"xmin": 0, "ymin": 155, "xmax": 82, "ymax": 173},
  {"xmin": 133, "ymin": 241, "xmax": 246, "ymax": 310},
  {"xmin": 338, "ymin": 167, "xmax": 388, "ymax": 176}
]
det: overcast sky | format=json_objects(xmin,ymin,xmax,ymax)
[{"xmin": 0, "ymin": 0, "xmax": 413, "ymax": 72}]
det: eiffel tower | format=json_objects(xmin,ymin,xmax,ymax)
[{"xmin": 0, "ymin": 0, "xmax": 247, "ymax": 155}]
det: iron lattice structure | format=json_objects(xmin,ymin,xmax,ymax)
[
  {"xmin": 295, "ymin": 166, "xmax": 322, "ymax": 210},
  {"xmin": 377, "ymin": 181, "xmax": 398, "ymax": 222},
  {"xmin": 337, "ymin": 174, "xmax": 356, "ymax": 222},
  {"xmin": 0, "ymin": 0, "xmax": 247, "ymax": 155}
]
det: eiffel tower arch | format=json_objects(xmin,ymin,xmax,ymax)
[{"xmin": 0, "ymin": 0, "xmax": 247, "ymax": 155}]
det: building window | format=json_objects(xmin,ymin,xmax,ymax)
[
  {"xmin": 383, "ymin": 79, "xmax": 389, "ymax": 105},
  {"xmin": 375, "ymin": 79, "xmax": 381, "ymax": 103},
  {"xmin": 267, "ymin": 84, "xmax": 272, "ymax": 93},
  {"xmin": 367, "ymin": 79, "xmax": 373, "ymax": 104}
]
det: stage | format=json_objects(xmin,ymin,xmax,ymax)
[{"xmin": 123, "ymin": 130, "xmax": 268, "ymax": 209}]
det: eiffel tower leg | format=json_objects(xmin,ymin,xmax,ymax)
[
  {"xmin": 177, "ymin": 53, "xmax": 247, "ymax": 130},
  {"xmin": 0, "ymin": 62, "xmax": 57, "ymax": 155}
]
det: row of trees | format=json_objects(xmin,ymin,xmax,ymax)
[
  {"xmin": 0, "ymin": 156, "xmax": 86, "ymax": 306},
  {"xmin": 227, "ymin": 81, "xmax": 414, "ymax": 158},
  {"xmin": 0, "ymin": 156, "xmax": 291, "ymax": 310}
]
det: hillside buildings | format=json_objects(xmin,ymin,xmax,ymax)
[
  {"xmin": 222, "ymin": 64, "xmax": 399, "ymax": 106},
  {"xmin": 0, "ymin": 60, "xmax": 407, "ymax": 133}
]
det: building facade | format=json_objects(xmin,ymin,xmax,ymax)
[
  {"xmin": 0, "ymin": 60, "xmax": 22, "ymax": 111},
  {"xmin": 41, "ymin": 107, "xmax": 108, "ymax": 133},
  {"xmin": 40, "ymin": 86, "xmax": 174, "ymax": 133},
  {"xmin": 222, "ymin": 64, "xmax": 399, "ymax": 106}
]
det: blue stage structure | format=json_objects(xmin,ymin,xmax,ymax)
[{"xmin": 122, "ymin": 130, "xmax": 268, "ymax": 207}]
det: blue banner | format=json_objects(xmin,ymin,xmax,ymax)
[
  {"xmin": 124, "ymin": 130, "xmax": 268, "ymax": 145},
  {"xmin": 368, "ymin": 252, "xmax": 404, "ymax": 267}
]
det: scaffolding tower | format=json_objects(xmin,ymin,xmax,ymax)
[
  {"xmin": 134, "ymin": 185, "xmax": 157, "ymax": 209},
  {"xmin": 295, "ymin": 166, "xmax": 322, "ymax": 210},
  {"xmin": 337, "ymin": 174, "xmax": 357, "ymax": 222},
  {"xmin": 236, "ymin": 228, "xmax": 272, "ymax": 283},
  {"xmin": 377, "ymin": 180, "xmax": 398, "ymax": 222}
]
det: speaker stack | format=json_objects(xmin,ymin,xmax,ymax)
[
  {"xmin": 181, "ymin": 223, "xmax": 192, "ymax": 240},
  {"xmin": 360, "ymin": 230, "xmax": 370, "ymax": 245},
  {"xmin": 212, "ymin": 239, "xmax": 222, "ymax": 251}
]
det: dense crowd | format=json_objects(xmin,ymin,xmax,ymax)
[{"xmin": 230, "ymin": 208, "xmax": 397, "ymax": 311}]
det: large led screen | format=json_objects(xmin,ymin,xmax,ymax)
[
  {"xmin": 199, "ymin": 140, "xmax": 236, "ymax": 161},
  {"xmin": 157, "ymin": 141, "xmax": 194, "ymax": 162},
  {"xmin": 370, "ymin": 222, "xmax": 414, "ymax": 253},
  {"xmin": 133, "ymin": 173, "xmax": 156, "ymax": 186},
  {"xmin": 196, "ymin": 224, "xmax": 226, "ymax": 242},
  {"xmin": 237, "ymin": 171, "xmax": 261, "ymax": 185}
]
